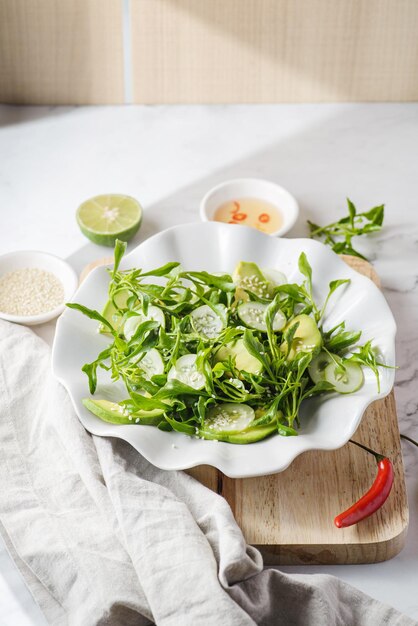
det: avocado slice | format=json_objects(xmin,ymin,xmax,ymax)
[
  {"xmin": 215, "ymin": 338, "xmax": 262, "ymax": 374},
  {"xmin": 82, "ymin": 398, "xmax": 164, "ymax": 425},
  {"xmin": 199, "ymin": 422, "xmax": 277, "ymax": 444},
  {"xmin": 280, "ymin": 314, "xmax": 322, "ymax": 360},
  {"xmin": 100, "ymin": 289, "xmax": 130, "ymax": 334},
  {"xmin": 233, "ymin": 261, "xmax": 274, "ymax": 299}
]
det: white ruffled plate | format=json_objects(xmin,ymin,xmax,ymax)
[{"xmin": 52, "ymin": 223, "xmax": 396, "ymax": 478}]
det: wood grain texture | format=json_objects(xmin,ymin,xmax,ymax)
[
  {"xmin": 0, "ymin": 0, "xmax": 124, "ymax": 104},
  {"xmin": 132, "ymin": 0, "xmax": 418, "ymax": 103},
  {"xmin": 81, "ymin": 254, "xmax": 408, "ymax": 565}
]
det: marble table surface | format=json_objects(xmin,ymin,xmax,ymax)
[{"xmin": 0, "ymin": 103, "xmax": 417, "ymax": 624}]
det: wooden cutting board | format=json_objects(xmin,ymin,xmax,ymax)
[{"xmin": 81, "ymin": 254, "xmax": 408, "ymax": 565}]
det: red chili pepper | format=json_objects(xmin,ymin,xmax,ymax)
[
  {"xmin": 334, "ymin": 440, "xmax": 394, "ymax": 529},
  {"xmin": 233, "ymin": 213, "xmax": 247, "ymax": 221},
  {"xmin": 259, "ymin": 213, "xmax": 270, "ymax": 223},
  {"xmin": 231, "ymin": 201, "xmax": 240, "ymax": 214}
]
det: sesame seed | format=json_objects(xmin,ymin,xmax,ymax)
[{"xmin": 0, "ymin": 268, "xmax": 64, "ymax": 316}]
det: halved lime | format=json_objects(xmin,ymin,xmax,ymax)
[{"xmin": 76, "ymin": 194, "xmax": 143, "ymax": 246}]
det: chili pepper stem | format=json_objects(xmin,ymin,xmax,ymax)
[
  {"xmin": 349, "ymin": 439, "xmax": 385, "ymax": 462},
  {"xmin": 400, "ymin": 433, "xmax": 418, "ymax": 448}
]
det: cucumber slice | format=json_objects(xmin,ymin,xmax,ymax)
[
  {"xmin": 82, "ymin": 398, "xmax": 164, "ymax": 425},
  {"xmin": 309, "ymin": 352, "xmax": 340, "ymax": 383},
  {"xmin": 262, "ymin": 268, "xmax": 287, "ymax": 287},
  {"xmin": 324, "ymin": 361, "xmax": 364, "ymax": 394},
  {"xmin": 168, "ymin": 354, "xmax": 205, "ymax": 390},
  {"xmin": 215, "ymin": 338, "xmax": 262, "ymax": 374},
  {"xmin": 199, "ymin": 417, "xmax": 277, "ymax": 444},
  {"xmin": 190, "ymin": 304, "xmax": 225, "ymax": 339},
  {"xmin": 238, "ymin": 302, "xmax": 286, "ymax": 332},
  {"xmin": 138, "ymin": 348, "xmax": 164, "ymax": 379},
  {"xmin": 281, "ymin": 314, "xmax": 322, "ymax": 359},
  {"xmin": 204, "ymin": 403, "xmax": 255, "ymax": 433},
  {"xmin": 124, "ymin": 305, "xmax": 165, "ymax": 340},
  {"xmin": 200, "ymin": 402, "xmax": 278, "ymax": 443}
]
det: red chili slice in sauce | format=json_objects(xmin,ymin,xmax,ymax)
[
  {"xmin": 233, "ymin": 213, "xmax": 247, "ymax": 221},
  {"xmin": 259, "ymin": 213, "xmax": 270, "ymax": 223},
  {"xmin": 231, "ymin": 201, "xmax": 240, "ymax": 215}
]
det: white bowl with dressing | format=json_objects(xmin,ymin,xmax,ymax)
[{"xmin": 200, "ymin": 178, "xmax": 299, "ymax": 237}]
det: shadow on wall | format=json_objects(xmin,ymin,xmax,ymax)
[
  {"xmin": 0, "ymin": 0, "xmax": 124, "ymax": 106},
  {"xmin": 0, "ymin": 105, "xmax": 75, "ymax": 128},
  {"xmin": 133, "ymin": 0, "xmax": 418, "ymax": 102}
]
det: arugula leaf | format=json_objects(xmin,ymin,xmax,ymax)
[
  {"xmin": 66, "ymin": 302, "xmax": 116, "ymax": 335},
  {"xmin": 112, "ymin": 239, "xmax": 127, "ymax": 278},
  {"xmin": 308, "ymin": 199, "xmax": 385, "ymax": 261},
  {"xmin": 253, "ymin": 398, "xmax": 282, "ymax": 426},
  {"xmin": 325, "ymin": 329, "xmax": 362, "ymax": 353},
  {"xmin": 164, "ymin": 415, "xmax": 196, "ymax": 435},
  {"xmin": 129, "ymin": 391, "xmax": 168, "ymax": 411},
  {"xmin": 303, "ymin": 380, "xmax": 335, "ymax": 398},
  {"xmin": 155, "ymin": 380, "xmax": 209, "ymax": 400},
  {"xmin": 265, "ymin": 293, "xmax": 284, "ymax": 358},
  {"xmin": 346, "ymin": 340, "xmax": 394, "ymax": 393},
  {"xmin": 277, "ymin": 424, "xmax": 298, "ymax": 437},
  {"xmin": 297, "ymin": 253, "xmax": 320, "ymax": 318},
  {"xmin": 195, "ymin": 396, "xmax": 208, "ymax": 425},
  {"xmin": 180, "ymin": 271, "xmax": 235, "ymax": 292},
  {"xmin": 242, "ymin": 330, "xmax": 274, "ymax": 378},
  {"xmin": 347, "ymin": 198, "xmax": 356, "ymax": 226},
  {"xmin": 294, "ymin": 351, "xmax": 313, "ymax": 381},
  {"xmin": 363, "ymin": 205, "xmax": 384, "ymax": 226},
  {"xmin": 82, "ymin": 346, "xmax": 112, "ymax": 394},
  {"xmin": 81, "ymin": 362, "xmax": 98, "ymax": 395},
  {"xmin": 298, "ymin": 252, "xmax": 312, "ymax": 290},
  {"xmin": 271, "ymin": 284, "xmax": 308, "ymax": 303},
  {"xmin": 282, "ymin": 321, "xmax": 300, "ymax": 358},
  {"xmin": 140, "ymin": 262, "xmax": 181, "ymax": 277},
  {"xmin": 130, "ymin": 320, "xmax": 159, "ymax": 345},
  {"xmin": 320, "ymin": 278, "xmax": 351, "ymax": 320}
]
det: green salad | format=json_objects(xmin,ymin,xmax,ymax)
[{"xmin": 68, "ymin": 240, "xmax": 385, "ymax": 444}]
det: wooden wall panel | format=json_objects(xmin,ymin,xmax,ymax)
[
  {"xmin": 131, "ymin": 0, "xmax": 418, "ymax": 103},
  {"xmin": 0, "ymin": 0, "xmax": 124, "ymax": 104}
]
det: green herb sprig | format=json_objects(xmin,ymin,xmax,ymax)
[{"xmin": 308, "ymin": 199, "xmax": 384, "ymax": 260}]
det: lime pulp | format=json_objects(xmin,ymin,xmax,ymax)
[{"xmin": 76, "ymin": 194, "xmax": 143, "ymax": 246}]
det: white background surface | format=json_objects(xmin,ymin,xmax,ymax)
[{"xmin": 0, "ymin": 103, "xmax": 417, "ymax": 624}]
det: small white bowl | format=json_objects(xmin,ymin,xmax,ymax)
[
  {"xmin": 0, "ymin": 251, "xmax": 78, "ymax": 326},
  {"xmin": 200, "ymin": 178, "xmax": 299, "ymax": 237}
]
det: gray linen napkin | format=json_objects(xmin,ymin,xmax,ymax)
[{"xmin": 0, "ymin": 320, "xmax": 414, "ymax": 626}]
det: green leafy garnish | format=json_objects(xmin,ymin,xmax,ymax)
[
  {"xmin": 308, "ymin": 199, "xmax": 384, "ymax": 260},
  {"xmin": 67, "ymin": 241, "xmax": 388, "ymax": 443},
  {"xmin": 112, "ymin": 239, "xmax": 127, "ymax": 277}
]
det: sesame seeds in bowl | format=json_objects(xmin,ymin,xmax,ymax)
[{"xmin": 0, "ymin": 251, "xmax": 78, "ymax": 326}]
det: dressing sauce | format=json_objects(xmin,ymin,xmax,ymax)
[{"xmin": 213, "ymin": 197, "xmax": 283, "ymax": 234}]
